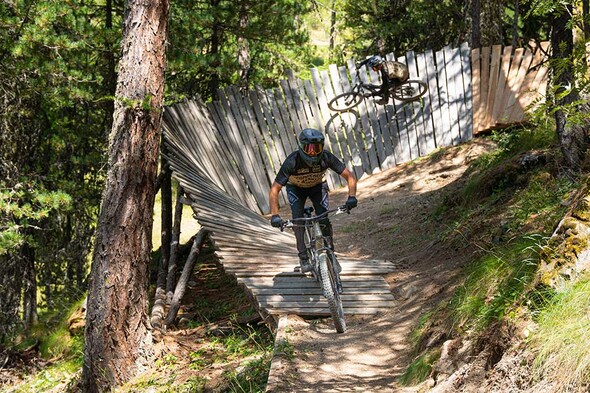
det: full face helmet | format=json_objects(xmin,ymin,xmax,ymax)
[
  {"xmin": 298, "ymin": 128, "xmax": 325, "ymax": 166},
  {"xmin": 367, "ymin": 55, "xmax": 384, "ymax": 70}
]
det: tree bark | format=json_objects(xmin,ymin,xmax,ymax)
[
  {"xmin": 471, "ymin": 0, "xmax": 481, "ymax": 49},
  {"xmin": 511, "ymin": 0, "xmax": 519, "ymax": 49},
  {"xmin": 82, "ymin": 0, "xmax": 170, "ymax": 390},
  {"xmin": 165, "ymin": 229, "xmax": 207, "ymax": 327},
  {"xmin": 0, "ymin": 254, "xmax": 24, "ymax": 341},
  {"xmin": 551, "ymin": 4, "xmax": 589, "ymax": 175}
]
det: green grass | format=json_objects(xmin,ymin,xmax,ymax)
[
  {"xmin": 530, "ymin": 276, "xmax": 590, "ymax": 389},
  {"xmin": 9, "ymin": 355, "xmax": 83, "ymax": 393},
  {"xmin": 449, "ymin": 235, "xmax": 543, "ymax": 333},
  {"xmin": 398, "ymin": 348, "xmax": 441, "ymax": 386}
]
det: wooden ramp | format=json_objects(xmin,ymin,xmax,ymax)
[{"xmin": 163, "ymin": 121, "xmax": 398, "ymax": 319}]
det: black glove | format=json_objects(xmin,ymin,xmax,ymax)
[
  {"xmin": 345, "ymin": 196, "xmax": 358, "ymax": 210},
  {"xmin": 270, "ymin": 214, "xmax": 283, "ymax": 228}
]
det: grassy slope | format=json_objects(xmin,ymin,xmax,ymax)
[{"xmin": 398, "ymin": 126, "xmax": 590, "ymax": 391}]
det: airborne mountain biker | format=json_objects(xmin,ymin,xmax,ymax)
[
  {"xmin": 356, "ymin": 55, "xmax": 410, "ymax": 105},
  {"xmin": 268, "ymin": 128, "xmax": 358, "ymax": 273}
]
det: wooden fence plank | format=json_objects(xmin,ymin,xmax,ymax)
[
  {"xmin": 220, "ymin": 87, "xmax": 270, "ymax": 212},
  {"xmin": 477, "ymin": 45, "xmax": 491, "ymax": 133},
  {"xmin": 320, "ymin": 68, "xmax": 346, "ymax": 187},
  {"xmin": 444, "ymin": 45, "xmax": 462, "ymax": 145},
  {"xmin": 309, "ymin": 68, "xmax": 340, "ymax": 189},
  {"xmin": 491, "ymin": 46, "xmax": 513, "ymax": 126},
  {"xmin": 471, "ymin": 48, "xmax": 482, "ymax": 134},
  {"xmin": 356, "ymin": 64, "xmax": 389, "ymax": 168},
  {"xmin": 337, "ymin": 64, "xmax": 369, "ymax": 178},
  {"xmin": 500, "ymin": 47, "xmax": 534, "ymax": 124},
  {"xmin": 483, "ymin": 44, "xmax": 503, "ymax": 130},
  {"xmin": 345, "ymin": 60, "xmax": 381, "ymax": 174},
  {"xmin": 406, "ymin": 50, "xmax": 429, "ymax": 156},
  {"xmin": 435, "ymin": 47, "xmax": 453, "ymax": 147},
  {"xmin": 416, "ymin": 52, "xmax": 437, "ymax": 154}
]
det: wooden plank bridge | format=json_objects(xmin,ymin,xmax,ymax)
[{"xmin": 163, "ymin": 120, "xmax": 398, "ymax": 319}]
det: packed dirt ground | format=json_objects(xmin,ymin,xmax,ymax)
[{"xmin": 265, "ymin": 137, "xmax": 497, "ymax": 392}]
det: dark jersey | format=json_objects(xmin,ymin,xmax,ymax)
[{"xmin": 274, "ymin": 150, "xmax": 346, "ymax": 188}]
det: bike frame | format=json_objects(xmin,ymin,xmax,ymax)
[{"xmin": 282, "ymin": 205, "xmax": 349, "ymax": 332}]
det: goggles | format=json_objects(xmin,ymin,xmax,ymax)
[{"xmin": 303, "ymin": 142, "xmax": 324, "ymax": 157}]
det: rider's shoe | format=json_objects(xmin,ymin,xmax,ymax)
[{"xmin": 299, "ymin": 258, "xmax": 313, "ymax": 273}]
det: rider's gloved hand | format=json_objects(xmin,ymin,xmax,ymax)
[
  {"xmin": 345, "ymin": 196, "xmax": 358, "ymax": 210},
  {"xmin": 270, "ymin": 214, "xmax": 284, "ymax": 228}
]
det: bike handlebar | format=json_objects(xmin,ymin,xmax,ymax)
[{"xmin": 280, "ymin": 205, "xmax": 350, "ymax": 231}]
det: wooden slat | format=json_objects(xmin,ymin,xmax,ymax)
[
  {"xmin": 490, "ymin": 46, "xmax": 513, "ymax": 127},
  {"xmin": 444, "ymin": 45, "xmax": 462, "ymax": 145},
  {"xmin": 435, "ymin": 46, "xmax": 453, "ymax": 147},
  {"xmin": 483, "ymin": 44, "xmax": 503, "ymax": 130},
  {"xmin": 416, "ymin": 52, "xmax": 437, "ymax": 154},
  {"xmin": 500, "ymin": 47, "xmax": 534, "ymax": 124}
]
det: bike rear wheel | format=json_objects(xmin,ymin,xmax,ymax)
[
  {"xmin": 328, "ymin": 92, "xmax": 364, "ymax": 112},
  {"xmin": 391, "ymin": 80, "xmax": 428, "ymax": 102},
  {"xmin": 318, "ymin": 251, "xmax": 346, "ymax": 333}
]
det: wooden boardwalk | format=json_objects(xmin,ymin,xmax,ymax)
[{"xmin": 164, "ymin": 122, "xmax": 398, "ymax": 319}]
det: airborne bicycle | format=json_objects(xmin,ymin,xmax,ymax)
[
  {"xmin": 282, "ymin": 205, "xmax": 349, "ymax": 333},
  {"xmin": 328, "ymin": 77, "xmax": 428, "ymax": 112}
]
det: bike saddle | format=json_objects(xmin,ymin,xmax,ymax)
[{"xmin": 303, "ymin": 206, "xmax": 314, "ymax": 217}]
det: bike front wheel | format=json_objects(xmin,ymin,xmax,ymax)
[
  {"xmin": 318, "ymin": 251, "xmax": 346, "ymax": 333},
  {"xmin": 328, "ymin": 92, "xmax": 364, "ymax": 112},
  {"xmin": 391, "ymin": 80, "xmax": 428, "ymax": 102}
]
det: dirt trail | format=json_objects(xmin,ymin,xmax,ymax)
[{"xmin": 266, "ymin": 139, "xmax": 495, "ymax": 392}]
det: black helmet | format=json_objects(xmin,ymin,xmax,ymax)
[
  {"xmin": 298, "ymin": 128, "xmax": 325, "ymax": 166},
  {"xmin": 367, "ymin": 55, "xmax": 384, "ymax": 69}
]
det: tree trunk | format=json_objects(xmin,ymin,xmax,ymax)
[
  {"xmin": 329, "ymin": 0, "xmax": 336, "ymax": 54},
  {"xmin": 551, "ymin": 4, "xmax": 588, "ymax": 175},
  {"xmin": 165, "ymin": 229, "xmax": 207, "ymax": 327},
  {"xmin": 471, "ymin": 0, "xmax": 481, "ymax": 49},
  {"xmin": 511, "ymin": 0, "xmax": 519, "ymax": 49},
  {"xmin": 208, "ymin": 0, "xmax": 222, "ymax": 100},
  {"xmin": 22, "ymin": 242, "xmax": 37, "ymax": 331},
  {"xmin": 82, "ymin": 0, "xmax": 170, "ymax": 390},
  {"xmin": 166, "ymin": 186, "xmax": 185, "ymax": 302},
  {"xmin": 150, "ymin": 142, "xmax": 172, "ymax": 330},
  {"xmin": 237, "ymin": 0, "xmax": 250, "ymax": 91},
  {"xmin": 0, "ymin": 254, "xmax": 24, "ymax": 341}
]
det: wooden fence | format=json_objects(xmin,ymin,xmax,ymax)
[
  {"xmin": 472, "ymin": 40, "xmax": 550, "ymax": 132},
  {"xmin": 162, "ymin": 41, "xmax": 549, "ymax": 215}
]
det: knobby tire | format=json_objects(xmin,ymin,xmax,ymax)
[
  {"xmin": 391, "ymin": 80, "xmax": 428, "ymax": 102},
  {"xmin": 328, "ymin": 92, "xmax": 364, "ymax": 112},
  {"xmin": 319, "ymin": 252, "xmax": 346, "ymax": 333}
]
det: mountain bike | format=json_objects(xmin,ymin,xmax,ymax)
[
  {"xmin": 328, "ymin": 78, "xmax": 428, "ymax": 112},
  {"xmin": 282, "ymin": 205, "xmax": 350, "ymax": 333}
]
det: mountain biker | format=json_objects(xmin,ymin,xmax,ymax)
[
  {"xmin": 268, "ymin": 128, "xmax": 358, "ymax": 273},
  {"xmin": 356, "ymin": 55, "xmax": 410, "ymax": 105}
]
